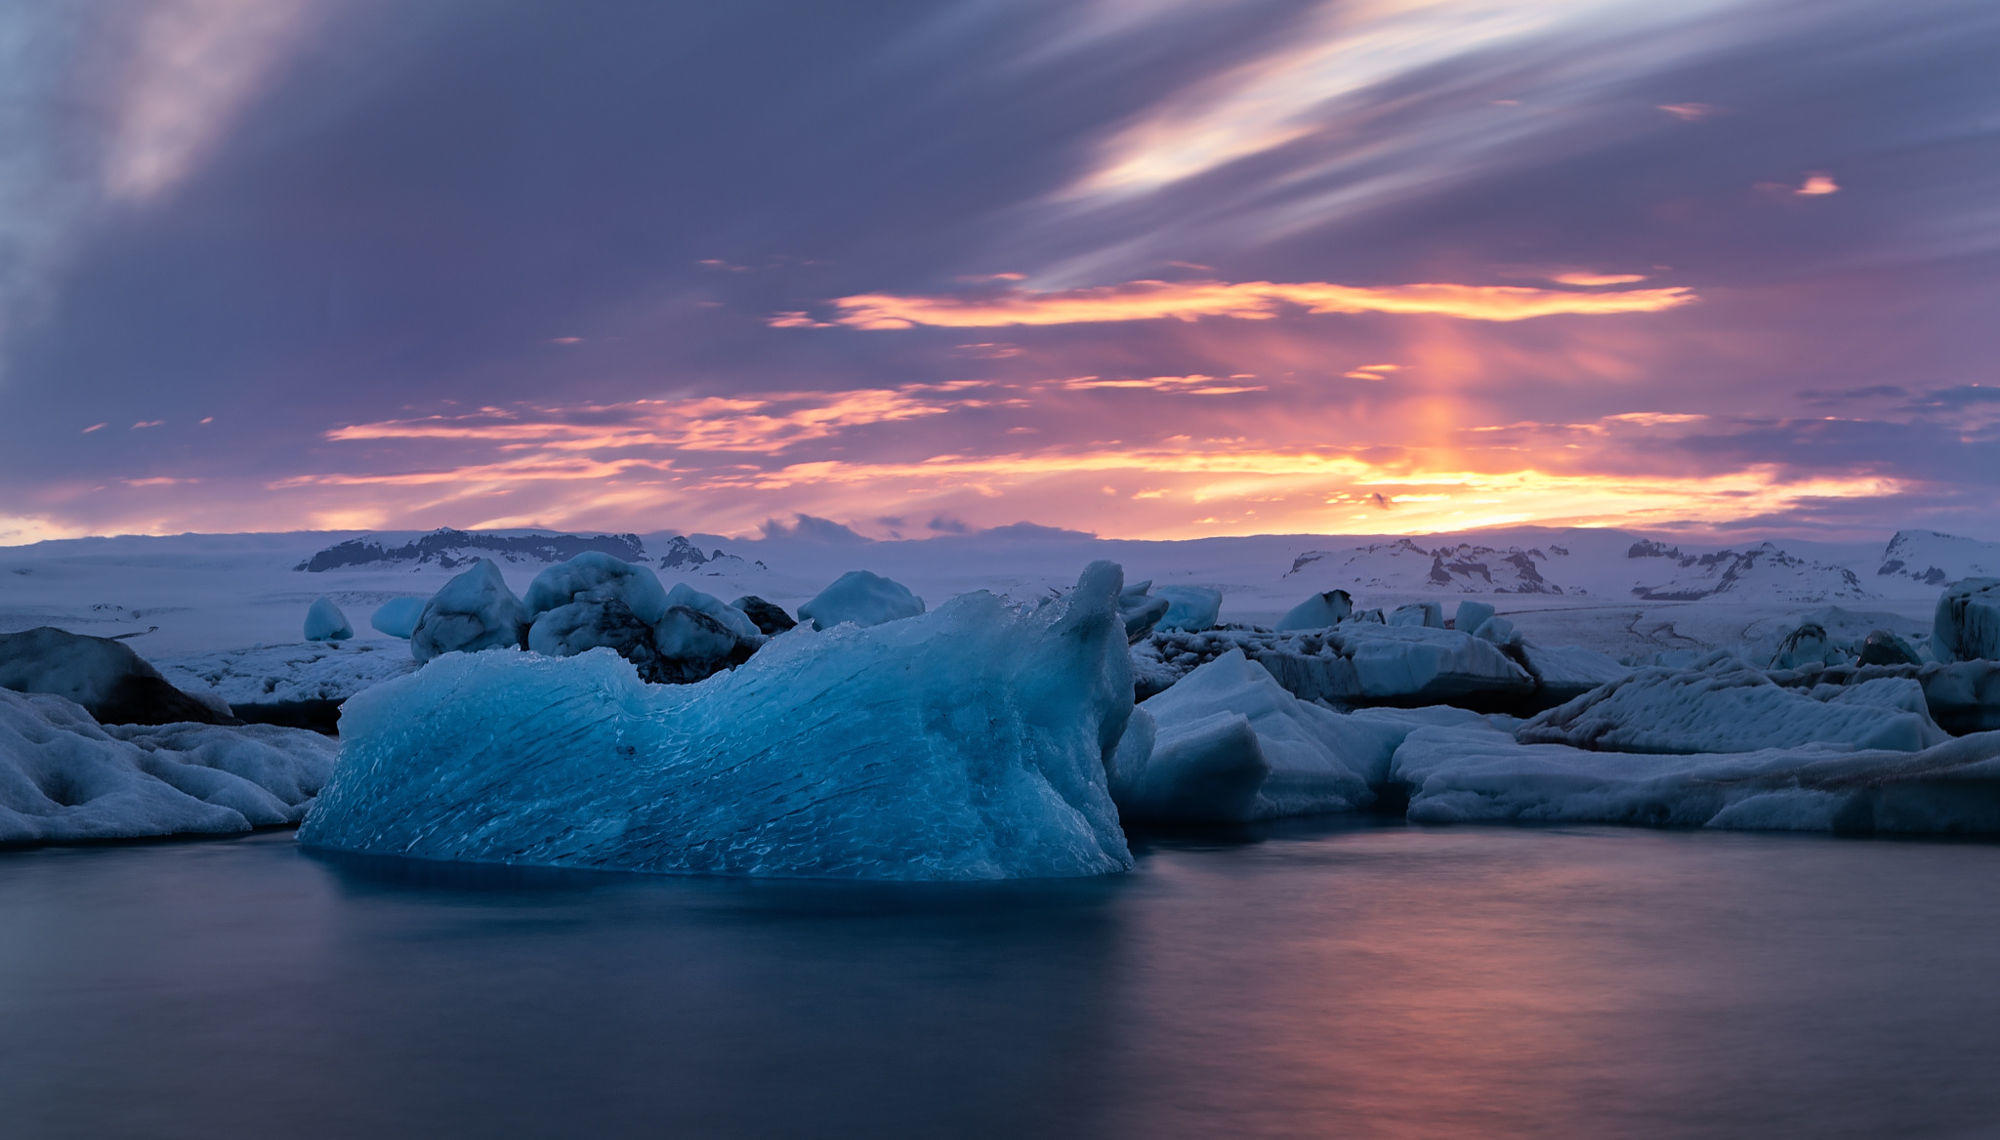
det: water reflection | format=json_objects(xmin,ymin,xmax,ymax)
[{"xmin": 3, "ymin": 826, "xmax": 1999, "ymax": 1137}]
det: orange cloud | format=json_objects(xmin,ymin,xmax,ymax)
[
  {"xmin": 1797, "ymin": 172, "xmax": 1839, "ymax": 196},
  {"xmin": 811, "ymin": 278, "xmax": 1696, "ymax": 329},
  {"xmin": 1551, "ymin": 272, "xmax": 1649, "ymax": 286},
  {"xmin": 766, "ymin": 311, "xmax": 834, "ymax": 329}
]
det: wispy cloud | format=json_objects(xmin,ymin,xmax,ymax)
[
  {"xmin": 1069, "ymin": 0, "xmax": 1674, "ymax": 201},
  {"xmin": 102, "ymin": 0, "xmax": 316, "ymax": 201},
  {"xmin": 1656, "ymin": 102, "xmax": 1721, "ymax": 122},
  {"xmin": 324, "ymin": 384, "xmax": 997, "ymax": 455}
]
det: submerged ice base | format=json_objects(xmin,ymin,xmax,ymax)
[{"xmin": 300, "ymin": 564, "xmax": 1136, "ymax": 881}]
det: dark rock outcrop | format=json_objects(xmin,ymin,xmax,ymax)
[{"xmin": 0, "ymin": 627, "xmax": 237, "ymax": 726}]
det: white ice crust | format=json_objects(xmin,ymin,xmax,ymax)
[{"xmin": 0, "ymin": 688, "xmax": 336, "ymax": 845}]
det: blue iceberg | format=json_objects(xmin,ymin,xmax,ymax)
[{"xmin": 300, "ymin": 563, "xmax": 1137, "ymax": 880}]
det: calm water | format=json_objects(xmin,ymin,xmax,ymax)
[{"xmin": 5, "ymin": 823, "xmax": 1999, "ymax": 1139}]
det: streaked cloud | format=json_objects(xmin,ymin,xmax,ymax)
[
  {"xmin": 808, "ymin": 278, "xmax": 1695, "ymax": 329},
  {"xmin": 1551, "ymin": 272, "xmax": 1650, "ymax": 287},
  {"xmin": 1068, "ymin": 0, "xmax": 1729, "ymax": 201},
  {"xmin": 3, "ymin": 0, "xmax": 1997, "ymax": 543}
]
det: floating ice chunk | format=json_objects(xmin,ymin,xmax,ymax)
[
  {"xmin": 1858, "ymin": 629, "xmax": 1922, "ymax": 666},
  {"xmin": 1934, "ymin": 578, "xmax": 2000, "ymax": 662},
  {"xmin": 300, "ymin": 563, "xmax": 1137, "ymax": 881},
  {"xmin": 411, "ymin": 559, "xmax": 528, "ymax": 664},
  {"xmin": 524, "ymin": 551, "xmax": 668, "ymax": 625},
  {"xmin": 304, "ymin": 597, "xmax": 353, "ymax": 642},
  {"xmin": 1918, "ymin": 660, "xmax": 2000, "ymax": 735},
  {"xmin": 0, "ymin": 688, "xmax": 336, "ymax": 845},
  {"xmin": 1389, "ymin": 602, "xmax": 1443, "ymax": 628},
  {"xmin": 1770, "ymin": 623, "xmax": 1836, "ymax": 670},
  {"xmin": 1109, "ymin": 706, "xmax": 1265, "ymax": 823},
  {"xmin": 651, "ymin": 605, "xmax": 745, "ymax": 683},
  {"xmin": 1110, "ymin": 649, "xmax": 1401, "ymax": 823},
  {"xmin": 1277, "ymin": 590, "xmax": 1353, "ymax": 631},
  {"xmin": 798, "ymin": 570, "xmax": 925, "ymax": 631},
  {"xmin": 1333, "ymin": 623, "xmax": 1534, "ymax": 705},
  {"xmin": 370, "ymin": 597, "xmax": 428, "ymax": 639},
  {"xmin": 0, "ymin": 627, "xmax": 234, "ymax": 726},
  {"xmin": 1392, "ymin": 722, "xmax": 2000, "ymax": 836},
  {"xmin": 1139, "ymin": 624, "xmax": 1536, "ymax": 710},
  {"xmin": 663, "ymin": 583, "xmax": 762, "ymax": 646},
  {"xmin": 1118, "ymin": 580, "xmax": 1171, "ymax": 643},
  {"xmin": 1453, "ymin": 600, "xmax": 1494, "ymax": 633},
  {"xmin": 1472, "ymin": 616, "xmax": 1520, "ymax": 646},
  {"xmin": 1520, "ymin": 653, "xmax": 1947, "ymax": 754},
  {"xmin": 1156, "ymin": 586, "xmax": 1221, "ymax": 632},
  {"xmin": 730, "ymin": 595, "xmax": 797, "ymax": 635},
  {"xmin": 528, "ymin": 598, "xmax": 664, "ymax": 674},
  {"xmin": 1515, "ymin": 642, "xmax": 1632, "ymax": 705}
]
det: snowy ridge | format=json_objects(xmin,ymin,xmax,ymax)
[
  {"xmin": 296, "ymin": 528, "xmax": 648, "ymax": 571},
  {"xmin": 1287, "ymin": 539, "xmax": 1571, "ymax": 594},
  {"xmin": 292, "ymin": 528, "xmax": 764, "ymax": 576},
  {"xmin": 1626, "ymin": 541, "xmax": 1871, "ymax": 603},
  {"xmin": 1877, "ymin": 530, "xmax": 2000, "ymax": 587}
]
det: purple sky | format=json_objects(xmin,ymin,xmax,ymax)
[{"xmin": 2, "ymin": 0, "xmax": 1997, "ymax": 543}]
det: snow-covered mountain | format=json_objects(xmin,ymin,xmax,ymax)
[
  {"xmin": 1286, "ymin": 539, "xmax": 1572, "ymax": 594},
  {"xmin": 1626, "ymin": 541, "xmax": 1871, "ymax": 603},
  {"xmin": 1876, "ymin": 530, "xmax": 2000, "ymax": 587},
  {"xmin": 296, "ymin": 528, "xmax": 649, "ymax": 571},
  {"xmin": 293, "ymin": 528, "xmax": 763, "ymax": 574}
]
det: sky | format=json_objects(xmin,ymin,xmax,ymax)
[{"xmin": 2, "ymin": 0, "xmax": 1997, "ymax": 545}]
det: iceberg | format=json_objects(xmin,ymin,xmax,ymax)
[
  {"xmin": 1108, "ymin": 650, "xmax": 1404, "ymax": 823},
  {"xmin": 527, "ymin": 598, "xmax": 666, "ymax": 678},
  {"xmin": 1389, "ymin": 601, "xmax": 1443, "ymax": 629},
  {"xmin": 1520, "ymin": 653, "xmax": 1947, "ymax": 754},
  {"xmin": 730, "ymin": 595, "xmax": 797, "ymax": 636},
  {"xmin": 299, "ymin": 564, "xmax": 1138, "ymax": 881},
  {"xmin": 1139, "ymin": 623, "xmax": 1537, "ymax": 710},
  {"xmin": 304, "ymin": 597, "xmax": 354, "ymax": 642},
  {"xmin": 524, "ymin": 551, "xmax": 669, "ymax": 625},
  {"xmin": 663, "ymin": 583, "xmax": 762, "ymax": 646},
  {"xmin": 1858, "ymin": 628, "xmax": 1922, "ymax": 666},
  {"xmin": 650, "ymin": 606, "xmax": 746, "ymax": 681},
  {"xmin": 797, "ymin": 570, "xmax": 925, "ymax": 630},
  {"xmin": 1156, "ymin": 586, "xmax": 1222, "ymax": 632},
  {"xmin": 1277, "ymin": 590, "xmax": 1353, "ymax": 631},
  {"xmin": 411, "ymin": 559, "xmax": 529, "ymax": 664},
  {"xmin": 0, "ymin": 687, "xmax": 336, "ymax": 845},
  {"xmin": 1514, "ymin": 642, "xmax": 1632, "ymax": 705},
  {"xmin": 1769, "ymin": 622, "xmax": 1836, "ymax": 670},
  {"xmin": 1333, "ymin": 623, "xmax": 1535, "ymax": 705},
  {"xmin": 1934, "ymin": 578, "xmax": 2000, "ymax": 662},
  {"xmin": 369, "ymin": 597, "xmax": 428, "ymax": 639},
  {"xmin": 1118, "ymin": 580, "xmax": 1171, "ymax": 643},
  {"xmin": 1393, "ymin": 722, "xmax": 2000, "ymax": 837},
  {"xmin": 1453, "ymin": 600, "xmax": 1495, "ymax": 634}
]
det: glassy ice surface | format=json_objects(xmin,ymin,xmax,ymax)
[{"xmin": 4, "ymin": 826, "xmax": 1999, "ymax": 1138}]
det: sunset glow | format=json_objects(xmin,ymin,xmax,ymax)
[{"xmin": 1, "ymin": 0, "xmax": 1995, "ymax": 542}]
